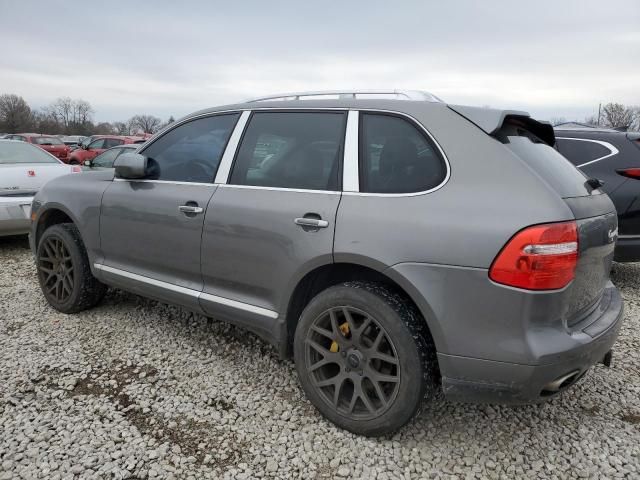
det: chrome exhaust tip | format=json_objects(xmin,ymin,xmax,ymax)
[{"xmin": 541, "ymin": 370, "xmax": 582, "ymax": 396}]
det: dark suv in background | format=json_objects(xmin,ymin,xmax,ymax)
[{"xmin": 554, "ymin": 124, "xmax": 640, "ymax": 261}]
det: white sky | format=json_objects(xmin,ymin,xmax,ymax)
[{"xmin": 1, "ymin": 0, "xmax": 638, "ymax": 123}]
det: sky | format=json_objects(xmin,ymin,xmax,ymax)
[{"xmin": 1, "ymin": 0, "xmax": 638, "ymax": 123}]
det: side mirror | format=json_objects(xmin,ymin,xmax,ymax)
[
  {"xmin": 83, "ymin": 160, "xmax": 92, "ymax": 167},
  {"xmin": 82, "ymin": 144, "xmax": 89, "ymax": 150},
  {"xmin": 114, "ymin": 153, "xmax": 148, "ymax": 179}
]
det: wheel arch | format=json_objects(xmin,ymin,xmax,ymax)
[
  {"xmin": 282, "ymin": 260, "xmax": 442, "ymax": 359},
  {"xmin": 34, "ymin": 203, "xmax": 80, "ymax": 248}
]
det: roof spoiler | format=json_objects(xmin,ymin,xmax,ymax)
[{"xmin": 448, "ymin": 104, "xmax": 556, "ymax": 147}]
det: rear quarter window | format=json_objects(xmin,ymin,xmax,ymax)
[{"xmin": 359, "ymin": 113, "xmax": 446, "ymax": 194}]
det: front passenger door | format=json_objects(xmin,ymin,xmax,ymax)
[{"xmin": 98, "ymin": 113, "xmax": 240, "ymax": 311}]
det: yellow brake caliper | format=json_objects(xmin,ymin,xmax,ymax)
[{"xmin": 330, "ymin": 322, "xmax": 350, "ymax": 352}]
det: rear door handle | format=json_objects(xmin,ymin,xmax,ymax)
[
  {"xmin": 179, "ymin": 205, "xmax": 204, "ymax": 214},
  {"xmin": 294, "ymin": 217, "xmax": 329, "ymax": 228}
]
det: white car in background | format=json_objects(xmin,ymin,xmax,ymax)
[{"xmin": 0, "ymin": 139, "xmax": 80, "ymax": 237}]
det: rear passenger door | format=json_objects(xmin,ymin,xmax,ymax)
[{"xmin": 200, "ymin": 111, "xmax": 346, "ymax": 337}]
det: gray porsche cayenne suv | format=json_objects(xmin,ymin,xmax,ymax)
[{"xmin": 30, "ymin": 90, "xmax": 623, "ymax": 436}]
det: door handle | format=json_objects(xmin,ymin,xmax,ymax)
[
  {"xmin": 294, "ymin": 217, "xmax": 329, "ymax": 228},
  {"xmin": 179, "ymin": 205, "xmax": 204, "ymax": 214}
]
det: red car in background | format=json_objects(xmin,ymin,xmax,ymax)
[
  {"xmin": 68, "ymin": 135, "xmax": 145, "ymax": 164},
  {"xmin": 6, "ymin": 134, "xmax": 70, "ymax": 162}
]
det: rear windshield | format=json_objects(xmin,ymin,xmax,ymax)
[
  {"xmin": 0, "ymin": 141, "xmax": 59, "ymax": 164},
  {"xmin": 497, "ymin": 121, "xmax": 594, "ymax": 198},
  {"xmin": 32, "ymin": 136, "xmax": 64, "ymax": 145}
]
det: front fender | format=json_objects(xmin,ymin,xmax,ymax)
[{"xmin": 31, "ymin": 171, "xmax": 114, "ymax": 268}]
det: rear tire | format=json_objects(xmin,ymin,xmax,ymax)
[
  {"xmin": 293, "ymin": 281, "xmax": 438, "ymax": 436},
  {"xmin": 36, "ymin": 223, "xmax": 107, "ymax": 313}
]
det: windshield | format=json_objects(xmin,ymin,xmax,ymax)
[
  {"xmin": 0, "ymin": 141, "xmax": 60, "ymax": 164},
  {"xmin": 32, "ymin": 136, "xmax": 64, "ymax": 146}
]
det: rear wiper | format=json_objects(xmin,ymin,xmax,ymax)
[{"xmin": 585, "ymin": 178, "xmax": 604, "ymax": 191}]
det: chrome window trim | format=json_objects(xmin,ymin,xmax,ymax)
[
  {"xmin": 218, "ymin": 184, "xmax": 340, "ymax": 195},
  {"xmin": 128, "ymin": 106, "xmax": 450, "ymax": 196},
  {"xmin": 94, "ymin": 263, "xmax": 279, "ymax": 319},
  {"xmin": 214, "ymin": 110, "xmax": 251, "ymax": 184},
  {"xmin": 343, "ymin": 111, "xmax": 359, "ymax": 192},
  {"xmin": 346, "ymin": 108, "xmax": 451, "ymax": 197},
  {"xmin": 619, "ymin": 234, "xmax": 640, "ymax": 239},
  {"xmin": 556, "ymin": 137, "xmax": 619, "ymax": 168},
  {"xmin": 113, "ymin": 178, "xmax": 217, "ymax": 187}
]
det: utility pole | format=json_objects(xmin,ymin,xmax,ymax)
[{"xmin": 597, "ymin": 103, "xmax": 602, "ymax": 126}]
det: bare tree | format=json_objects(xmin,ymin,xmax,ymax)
[
  {"xmin": 112, "ymin": 121, "xmax": 129, "ymax": 135},
  {"xmin": 46, "ymin": 97, "xmax": 95, "ymax": 134},
  {"xmin": 74, "ymin": 99, "xmax": 94, "ymax": 126},
  {"xmin": 130, "ymin": 114, "xmax": 162, "ymax": 134},
  {"xmin": 0, "ymin": 94, "xmax": 33, "ymax": 133},
  {"xmin": 600, "ymin": 103, "xmax": 636, "ymax": 129},
  {"xmin": 94, "ymin": 122, "xmax": 115, "ymax": 135},
  {"xmin": 126, "ymin": 117, "xmax": 138, "ymax": 135}
]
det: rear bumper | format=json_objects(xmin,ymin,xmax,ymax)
[
  {"xmin": 614, "ymin": 236, "xmax": 640, "ymax": 262},
  {"xmin": 0, "ymin": 197, "xmax": 33, "ymax": 237},
  {"xmin": 439, "ymin": 283, "xmax": 624, "ymax": 404}
]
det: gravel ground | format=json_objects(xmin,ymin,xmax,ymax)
[{"xmin": 0, "ymin": 235, "xmax": 639, "ymax": 480}]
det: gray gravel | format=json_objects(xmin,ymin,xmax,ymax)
[{"xmin": 1, "ymin": 235, "xmax": 639, "ymax": 480}]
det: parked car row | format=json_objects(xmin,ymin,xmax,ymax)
[
  {"xmin": 3, "ymin": 134, "xmax": 147, "ymax": 165},
  {"xmin": 24, "ymin": 90, "xmax": 627, "ymax": 436}
]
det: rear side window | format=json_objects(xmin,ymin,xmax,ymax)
[
  {"xmin": 359, "ymin": 113, "xmax": 446, "ymax": 193},
  {"xmin": 556, "ymin": 138, "xmax": 613, "ymax": 166},
  {"xmin": 230, "ymin": 112, "xmax": 345, "ymax": 191},
  {"xmin": 141, "ymin": 113, "xmax": 239, "ymax": 183}
]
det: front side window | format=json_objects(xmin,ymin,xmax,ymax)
[
  {"xmin": 92, "ymin": 147, "xmax": 124, "ymax": 168},
  {"xmin": 556, "ymin": 138, "xmax": 613, "ymax": 166},
  {"xmin": 141, "ymin": 113, "xmax": 239, "ymax": 183},
  {"xmin": 230, "ymin": 112, "xmax": 345, "ymax": 191},
  {"xmin": 359, "ymin": 113, "xmax": 446, "ymax": 193},
  {"xmin": 88, "ymin": 139, "xmax": 105, "ymax": 150}
]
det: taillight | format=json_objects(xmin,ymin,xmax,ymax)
[
  {"xmin": 70, "ymin": 165, "xmax": 82, "ymax": 174},
  {"xmin": 489, "ymin": 221, "xmax": 578, "ymax": 290},
  {"xmin": 616, "ymin": 168, "xmax": 640, "ymax": 180}
]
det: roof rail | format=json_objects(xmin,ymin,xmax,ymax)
[{"xmin": 244, "ymin": 89, "xmax": 443, "ymax": 103}]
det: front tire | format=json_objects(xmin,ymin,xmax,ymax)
[
  {"xmin": 293, "ymin": 281, "xmax": 438, "ymax": 436},
  {"xmin": 36, "ymin": 223, "xmax": 107, "ymax": 313}
]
